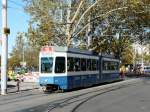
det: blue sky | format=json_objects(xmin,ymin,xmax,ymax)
[{"xmin": 0, "ymin": 0, "xmax": 29, "ymax": 54}]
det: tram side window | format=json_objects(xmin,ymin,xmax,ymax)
[
  {"xmin": 87, "ymin": 59, "xmax": 91, "ymax": 71},
  {"xmin": 103, "ymin": 61, "xmax": 119, "ymax": 71},
  {"xmin": 74, "ymin": 58, "xmax": 80, "ymax": 71},
  {"xmin": 113, "ymin": 62, "xmax": 119, "ymax": 70},
  {"xmin": 92, "ymin": 59, "xmax": 97, "ymax": 70},
  {"xmin": 110, "ymin": 62, "xmax": 115, "ymax": 70},
  {"xmin": 109, "ymin": 62, "xmax": 119, "ymax": 70},
  {"xmin": 97, "ymin": 60, "xmax": 99, "ymax": 70},
  {"xmin": 67, "ymin": 57, "xmax": 74, "ymax": 72},
  {"xmin": 55, "ymin": 57, "xmax": 66, "ymax": 73},
  {"xmin": 81, "ymin": 58, "xmax": 86, "ymax": 71},
  {"xmin": 103, "ymin": 61, "xmax": 109, "ymax": 70}
]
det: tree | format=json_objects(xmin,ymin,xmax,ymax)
[
  {"xmin": 8, "ymin": 33, "xmax": 26, "ymax": 69},
  {"xmin": 22, "ymin": 0, "xmax": 149, "ymax": 66},
  {"xmin": 87, "ymin": 0, "xmax": 149, "ymax": 60},
  {"xmin": 24, "ymin": 0, "xmax": 75, "ymax": 47},
  {"xmin": 9, "ymin": 32, "xmax": 39, "ymax": 69},
  {"xmin": 144, "ymin": 54, "xmax": 150, "ymax": 65},
  {"xmin": 24, "ymin": 0, "xmax": 103, "ymax": 47},
  {"xmin": 24, "ymin": 0, "xmax": 55, "ymax": 48},
  {"xmin": 121, "ymin": 46, "xmax": 134, "ymax": 65}
]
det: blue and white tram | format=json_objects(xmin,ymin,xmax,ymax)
[
  {"xmin": 100, "ymin": 57, "xmax": 120, "ymax": 82},
  {"xmin": 39, "ymin": 46, "xmax": 121, "ymax": 91}
]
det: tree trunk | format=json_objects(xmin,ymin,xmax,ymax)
[{"xmin": 66, "ymin": 1, "xmax": 71, "ymax": 47}]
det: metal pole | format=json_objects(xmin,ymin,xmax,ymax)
[
  {"xmin": 141, "ymin": 44, "xmax": 144, "ymax": 70},
  {"xmin": 23, "ymin": 46, "xmax": 24, "ymax": 62},
  {"xmin": 87, "ymin": 16, "xmax": 91, "ymax": 48},
  {"xmin": 134, "ymin": 45, "xmax": 136, "ymax": 66},
  {"xmin": 1, "ymin": 0, "xmax": 8, "ymax": 95},
  {"xmin": 23, "ymin": 40, "xmax": 25, "ymax": 63},
  {"xmin": 66, "ymin": 1, "xmax": 71, "ymax": 47},
  {"xmin": 87, "ymin": 0, "xmax": 94, "ymax": 48}
]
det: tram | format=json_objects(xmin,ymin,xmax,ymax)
[{"xmin": 39, "ymin": 46, "xmax": 121, "ymax": 91}]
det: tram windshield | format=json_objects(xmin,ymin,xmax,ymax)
[{"xmin": 41, "ymin": 57, "xmax": 53, "ymax": 73}]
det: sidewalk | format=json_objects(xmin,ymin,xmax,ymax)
[
  {"xmin": 126, "ymin": 72, "xmax": 150, "ymax": 77},
  {"xmin": 0, "ymin": 81, "xmax": 40, "ymax": 94}
]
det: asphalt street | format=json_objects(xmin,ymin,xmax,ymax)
[
  {"xmin": 0, "ymin": 81, "xmax": 39, "ymax": 93},
  {"xmin": 73, "ymin": 78, "xmax": 150, "ymax": 112},
  {"xmin": 0, "ymin": 78, "xmax": 149, "ymax": 112}
]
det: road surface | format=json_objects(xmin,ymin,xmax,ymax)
[
  {"xmin": 0, "ymin": 81, "xmax": 39, "ymax": 93},
  {"xmin": 0, "ymin": 78, "xmax": 150, "ymax": 112}
]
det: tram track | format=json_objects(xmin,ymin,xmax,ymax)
[
  {"xmin": 45, "ymin": 80, "xmax": 140, "ymax": 112},
  {"xmin": 0, "ymin": 78, "xmax": 142, "ymax": 112},
  {"xmin": 70, "ymin": 84, "xmax": 132, "ymax": 112},
  {"xmin": 0, "ymin": 90, "xmax": 48, "ymax": 105}
]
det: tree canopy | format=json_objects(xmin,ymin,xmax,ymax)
[{"xmin": 9, "ymin": 0, "xmax": 150, "ymax": 68}]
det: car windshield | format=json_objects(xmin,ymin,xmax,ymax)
[{"xmin": 41, "ymin": 57, "xmax": 53, "ymax": 73}]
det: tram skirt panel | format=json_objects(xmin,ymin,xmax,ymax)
[{"xmin": 54, "ymin": 76, "xmax": 68, "ymax": 90}]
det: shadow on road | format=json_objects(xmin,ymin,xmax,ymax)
[{"xmin": 7, "ymin": 85, "xmax": 16, "ymax": 88}]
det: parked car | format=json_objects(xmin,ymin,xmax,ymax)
[{"xmin": 143, "ymin": 66, "xmax": 150, "ymax": 74}]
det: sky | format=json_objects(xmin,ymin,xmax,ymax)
[{"xmin": 0, "ymin": 0, "xmax": 29, "ymax": 54}]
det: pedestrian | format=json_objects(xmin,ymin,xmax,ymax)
[
  {"xmin": 120, "ymin": 66, "xmax": 125, "ymax": 79},
  {"xmin": 16, "ymin": 78, "xmax": 20, "ymax": 92}
]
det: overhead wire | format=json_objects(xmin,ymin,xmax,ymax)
[{"xmin": 7, "ymin": 0, "xmax": 26, "ymax": 13}]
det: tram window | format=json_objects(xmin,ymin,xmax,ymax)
[
  {"xmin": 55, "ymin": 57, "xmax": 66, "ymax": 73},
  {"xmin": 110, "ymin": 62, "xmax": 115, "ymax": 70},
  {"xmin": 87, "ymin": 59, "xmax": 91, "ymax": 71},
  {"xmin": 92, "ymin": 59, "xmax": 97, "ymax": 70},
  {"xmin": 103, "ymin": 61, "xmax": 108, "ymax": 70},
  {"xmin": 112, "ymin": 62, "xmax": 119, "ymax": 70},
  {"xmin": 110, "ymin": 62, "xmax": 118, "ymax": 70},
  {"xmin": 115, "ymin": 63, "xmax": 119, "ymax": 70},
  {"xmin": 81, "ymin": 58, "xmax": 86, "ymax": 71},
  {"xmin": 67, "ymin": 57, "xmax": 74, "ymax": 71},
  {"xmin": 74, "ymin": 58, "xmax": 80, "ymax": 71},
  {"xmin": 41, "ymin": 57, "xmax": 53, "ymax": 73},
  {"xmin": 102, "ymin": 61, "xmax": 119, "ymax": 71},
  {"xmin": 97, "ymin": 60, "xmax": 99, "ymax": 70}
]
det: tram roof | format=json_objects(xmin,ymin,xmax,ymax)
[
  {"xmin": 41, "ymin": 46, "xmax": 118, "ymax": 59},
  {"xmin": 41, "ymin": 46, "xmax": 94, "ymax": 55}
]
